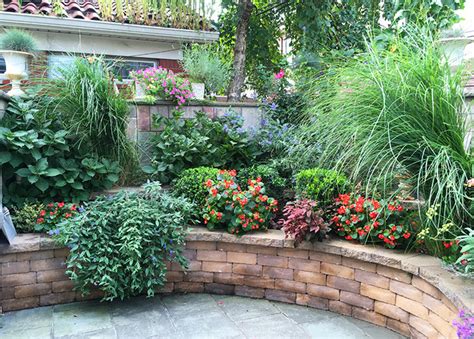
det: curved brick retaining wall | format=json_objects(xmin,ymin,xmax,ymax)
[{"xmin": 1, "ymin": 228, "xmax": 472, "ymax": 338}]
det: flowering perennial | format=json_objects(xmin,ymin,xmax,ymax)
[
  {"xmin": 203, "ymin": 170, "xmax": 278, "ymax": 234},
  {"xmin": 453, "ymin": 310, "xmax": 474, "ymax": 339},
  {"xmin": 35, "ymin": 202, "xmax": 78, "ymax": 233},
  {"xmin": 330, "ymin": 194, "xmax": 414, "ymax": 248},
  {"xmin": 132, "ymin": 66, "xmax": 193, "ymax": 107}
]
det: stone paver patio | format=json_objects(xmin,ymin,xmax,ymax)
[{"xmin": 0, "ymin": 293, "xmax": 406, "ymax": 339}]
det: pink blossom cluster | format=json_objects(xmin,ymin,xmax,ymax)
[
  {"xmin": 274, "ymin": 69, "xmax": 285, "ymax": 80},
  {"xmin": 132, "ymin": 66, "xmax": 193, "ymax": 107}
]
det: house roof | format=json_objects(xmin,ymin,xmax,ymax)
[{"xmin": 2, "ymin": 0, "xmax": 214, "ymax": 31}]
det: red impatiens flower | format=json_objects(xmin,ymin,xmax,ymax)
[
  {"xmin": 40, "ymin": 210, "xmax": 46, "ymax": 217},
  {"xmin": 337, "ymin": 206, "xmax": 347, "ymax": 215},
  {"xmin": 369, "ymin": 211, "xmax": 378, "ymax": 219},
  {"xmin": 58, "ymin": 202, "xmax": 65, "ymax": 208},
  {"xmin": 205, "ymin": 179, "xmax": 213, "ymax": 188},
  {"xmin": 403, "ymin": 232, "xmax": 411, "ymax": 239}
]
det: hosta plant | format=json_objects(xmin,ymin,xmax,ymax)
[
  {"xmin": 330, "ymin": 193, "xmax": 415, "ymax": 249},
  {"xmin": 203, "ymin": 170, "xmax": 278, "ymax": 234},
  {"xmin": 279, "ymin": 199, "xmax": 328, "ymax": 244}
]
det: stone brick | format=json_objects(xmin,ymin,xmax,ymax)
[
  {"xmin": 288, "ymin": 258, "xmax": 320, "ymax": 272},
  {"xmin": 340, "ymin": 291, "xmax": 374, "ymax": 311},
  {"xmin": 309, "ymin": 251, "xmax": 341, "ymax": 264},
  {"xmin": 235, "ymin": 285, "xmax": 264, "ymax": 298},
  {"xmin": 186, "ymin": 241, "xmax": 216, "ymax": 250},
  {"xmin": 16, "ymin": 250, "xmax": 54, "ymax": 261},
  {"xmin": 174, "ymin": 282, "xmax": 204, "ymax": 293},
  {"xmin": 293, "ymin": 270, "xmax": 326, "ymax": 285},
  {"xmin": 3, "ymin": 272, "xmax": 36, "ymax": 287},
  {"xmin": 156, "ymin": 282, "xmax": 174, "ymax": 293},
  {"xmin": 0, "ymin": 253, "xmax": 17, "ymax": 263},
  {"xmin": 166, "ymin": 271, "xmax": 184, "ymax": 282},
  {"xmin": 2, "ymin": 261, "xmax": 29, "ymax": 274},
  {"xmin": 390, "ymin": 280, "xmax": 422, "ymax": 302},
  {"xmin": 14, "ymin": 283, "xmax": 51, "ymax": 298},
  {"xmin": 187, "ymin": 260, "xmax": 202, "ymax": 271},
  {"xmin": 428, "ymin": 310, "xmax": 458, "ymax": 338},
  {"xmin": 2, "ymin": 287, "xmax": 15, "ymax": 299},
  {"xmin": 30, "ymin": 258, "xmax": 65, "ymax": 271},
  {"xmin": 374, "ymin": 301, "xmax": 409, "ymax": 322},
  {"xmin": 386, "ymin": 319, "xmax": 411, "ymax": 337},
  {"xmin": 196, "ymin": 250, "xmax": 226, "ymax": 262},
  {"xmin": 52, "ymin": 280, "xmax": 75, "ymax": 293},
  {"xmin": 422, "ymin": 293, "xmax": 454, "ymax": 320},
  {"xmin": 307, "ymin": 284, "xmax": 339, "ymax": 300},
  {"xmin": 275, "ymin": 279, "xmax": 306, "ymax": 293},
  {"xmin": 227, "ymin": 252, "xmax": 257, "ymax": 265},
  {"xmin": 75, "ymin": 289, "xmax": 104, "ymax": 301},
  {"xmin": 183, "ymin": 271, "xmax": 214, "ymax": 283},
  {"xmin": 329, "ymin": 300, "xmax": 352, "ymax": 316},
  {"xmin": 246, "ymin": 245, "xmax": 277, "ymax": 255},
  {"xmin": 342, "ymin": 257, "xmax": 376, "ymax": 272},
  {"xmin": 441, "ymin": 295, "xmax": 458, "ymax": 313},
  {"xmin": 204, "ymin": 283, "xmax": 235, "ymax": 295},
  {"xmin": 376, "ymin": 265, "xmax": 411, "ymax": 283},
  {"xmin": 183, "ymin": 249, "xmax": 197, "ymax": 260},
  {"xmin": 352, "ymin": 307, "xmax": 386, "ymax": 327},
  {"xmin": 360, "ymin": 283, "xmax": 396, "ymax": 304},
  {"xmin": 263, "ymin": 267, "xmax": 293, "ymax": 280},
  {"xmin": 213, "ymin": 273, "xmax": 245, "ymax": 285},
  {"xmin": 409, "ymin": 315, "xmax": 439, "ymax": 338},
  {"xmin": 354, "ymin": 269, "xmax": 389, "ymax": 288},
  {"xmin": 257, "ymin": 255, "xmax": 288, "ymax": 268},
  {"xmin": 170, "ymin": 262, "xmax": 185, "ymax": 272},
  {"xmin": 2, "ymin": 297, "xmax": 39, "ymax": 312},
  {"xmin": 327, "ymin": 276, "xmax": 360, "ymax": 293},
  {"xmin": 202, "ymin": 262, "xmax": 232, "ymax": 273},
  {"xmin": 300, "ymin": 294, "xmax": 329, "ymax": 310},
  {"xmin": 233, "ymin": 264, "xmax": 262, "ymax": 276},
  {"xmin": 321, "ymin": 263, "xmax": 354, "ymax": 279},
  {"xmin": 244, "ymin": 276, "xmax": 275, "ymax": 289},
  {"xmin": 40, "ymin": 292, "xmax": 76, "ymax": 306},
  {"xmin": 411, "ymin": 276, "xmax": 442, "ymax": 299},
  {"xmin": 37, "ymin": 269, "xmax": 69, "ymax": 283},
  {"xmin": 396, "ymin": 295, "xmax": 428, "ymax": 319},
  {"xmin": 217, "ymin": 243, "xmax": 247, "ymax": 252},
  {"xmin": 277, "ymin": 248, "xmax": 309, "ymax": 259},
  {"xmin": 411, "ymin": 328, "xmax": 428, "ymax": 339},
  {"xmin": 265, "ymin": 289, "xmax": 296, "ymax": 303},
  {"xmin": 54, "ymin": 248, "xmax": 70, "ymax": 258}
]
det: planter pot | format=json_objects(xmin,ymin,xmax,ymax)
[
  {"xmin": 438, "ymin": 38, "xmax": 474, "ymax": 70},
  {"xmin": 0, "ymin": 50, "xmax": 32, "ymax": 96},
  {"xmin": 191, "ymin": 83, "xmax": 205, "ymax": 100}
]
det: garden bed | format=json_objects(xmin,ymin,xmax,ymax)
[{"xmin": 1, "ymin": 227, "xmax": 472, "ymax": 338}]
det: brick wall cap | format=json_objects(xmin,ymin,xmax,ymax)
[
  {"xmin": 3, "ymin": 227, "xmax": 473, "ymax": 312},
  {"xmin": 132, "ymin": 100, "xmax": 260, "ymax": 108}
]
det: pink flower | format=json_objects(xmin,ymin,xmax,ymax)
[{"xmin": 274, "ymin": 69, "xmax": 285, "ymax": 79}]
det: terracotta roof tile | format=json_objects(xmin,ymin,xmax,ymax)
[{"xmin": 2, "ymin": 0, "xmax": 213, "ymax": 30}]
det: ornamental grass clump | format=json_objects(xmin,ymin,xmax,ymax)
[
  {"xmin": 293, "ymin": 27, "xmax": 472, "ymax": 257},
  {"xmin": 0, "ymin": 29, "xmax": 37, "ymax": 53}
]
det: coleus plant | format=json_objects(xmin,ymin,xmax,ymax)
[{"xmin": 203, "ymin": 170, "xmax": 278, "ymax": 234}]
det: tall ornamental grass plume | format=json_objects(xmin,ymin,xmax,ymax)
[
  {"xmin": 291, "ymin": 26, "xmax": 473, "ymax": 256},
  {"xmin": 51, "ymin": 56, "xmax": 139, "ymax": 179}
]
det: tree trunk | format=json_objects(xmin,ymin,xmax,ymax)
[{"xmin": 227, "ymin": 0, "xmax": 254, "ymax": 102}]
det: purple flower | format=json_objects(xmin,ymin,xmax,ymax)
[
  {"xmin": 453, "ymin": 310, "xmax": 474, "ymax": 339},
  {"xmin": 270, "ymin": 102, "xmax": 278, "ymax": 111},
  {"xmin": 236, "ymin": 127, "xmax": 245, "ymax": 134}
]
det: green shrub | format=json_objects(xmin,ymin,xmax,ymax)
[
  {"xmin": 238, "ymin": 164, "xmax": 287, "ymax": 200},
  {"xmin": 173, "ymin": 167, "xmax": 220, "ymax": 213},
  {"xmin": 295, "ymin": 168, "xmax": 347, "ymax": 205},
  {"xmin": 180, "ymin": 44, "xmax": 231, "ymax": 95},
  {"xmin": 11, "ymin": 203, "xmax": 45, "ymax": 233},
  {"xmin": 0, "ymin": 29, "xmax": 37, "ymax": 53},
  {"xmin": 52, "ymin": 182, "xmax": 194, "ymax": 301},
  {"xmin": 0, "ymin": 90, "xmax": 121, "ymax": 205}
]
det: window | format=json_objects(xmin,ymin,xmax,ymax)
[{"xmin": 47, "ymin": 54, "xmax": 155, "ymax": 80}]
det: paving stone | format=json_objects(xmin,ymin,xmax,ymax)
[
  {"xmin": 2, "ymin": 326, "xmax": 52, "ymax": 339},
  {"xmin": 213, "ymin": 295, "xmax": 280, "ymax": 322},
  {"xmin": 1, "ymin": 306, "xmax": 53, "ymax": 333},
  {"xmin": 237, "ymin": 313, "xmax": 308, "ymax": 338},
  {"xmin": 274, "ymin": 301, "xmax": 337, "ymax": 324},
  {"xmin": 300, "ymin": 316, "xmax": 366, "ymax": 339}
]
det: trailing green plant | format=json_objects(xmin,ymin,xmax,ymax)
[
  {"xmin": 51, "ymin": 182, "xmax": 194, "ymax": 301},
  {"xmin": 173, "ymin": 167, "xmax": 220, "ymax": 215},
  {"xmin": 51, "ymin": 56, "xmax": 139, "ymax": 178},
  {"xmin": 295, "ymin": 168, "xmax": 348, "ymax": 207},
  {"xmin": 0, "ymin": 90, "xmax": 121, "ymax": 205},
  {"xmin": 292, "ymin": 27, "xmax": 472, "ymax": 257},
  {"xmin": 11, "ymin": 202, "xmax": 45, "ymax": 233},
  {"xmin": 180, "ymin": 44, "xmax": 231, "ymax": 95},
  {"xmin": 0, "ymin": 29, "xmax": 37, "ymax": 53},
  {"xmin": 455, "ymin": 228, "xmax": 474, "ymax": 274}
]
